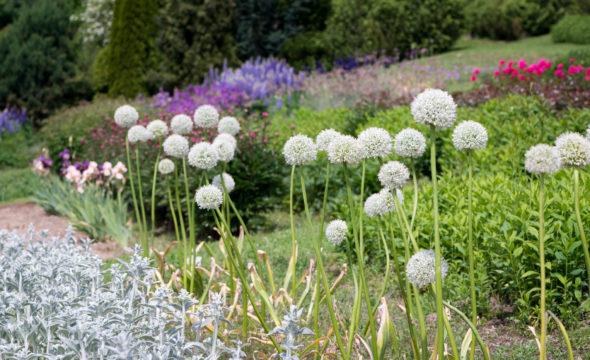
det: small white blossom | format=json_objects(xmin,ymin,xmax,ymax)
[
  {"xmin": 114, "ymin": 104, "xmax": 139, "ymax": 128},
  {"xmin": 411, "ymin": 89, "xmax": 457, "ymax": 129},
  {"xmin": 316, "ymin": 129, "xmax": 342, "ymax": 152},
  {"xmin": 217, "ymin": 116, "xmax": 240, "ymax": 135},
  {"xmin": 212, "ymin": 173, "xmax": 235, "ymax": 193},
  {"xmin": 394, "ymin": 128, "xmax": 426, "ymax": 158},
  {"xmin": 358, "ymin": 127, "xmax": 393, "ymax": 159},
  {"xmin": 378, "ymin": 161, "xmax": 410, "ymax": 189},
  {"xmin": 171, "ymin": 114, "xmax": 193, "ymax": 135},
  {"xmin": 195, "ymin": 185, "xmax": 223, "ymax": 210},
  {"xmin": 188, "ymin": 142, "xmax": 218, "ymax": 170},
  {"xmin": 194, "ymin": 104, "xmax": 219, "ymax": 128},
  {"xmin": 283, "ymin": 135, "xmax": 317, "ymax": 166},
  {"xmin": 525, "ymin": 144, "xmax": 562, "ymax": 175},
  {"xmin": 147, "ymin": 119, "xmax": 168, "ymax": 139},
  {"xmin": 214, "ymin": 133, "xmax": 237, "ymax": 148},
  {"xmin": 162, "ymin": 134, "xmax": 189, "ymax": 158},
  {"xmin": 554, "ymin": 132, "xmax": 590, "ymax": 168},
  {"xmin": 325, "ymin": 220, "xmax": 348, "ymax": 246},
  {"xmin": 364, "ymin": 190, "xmax": 396, "ymax": 218},
  {"xmin": 452, "ymin": 121, "xmax": 488, "ymax": 151},
  {"xmin": 327, "ymin": 135, "xmax": 366, "ymax": 165},
  {"xmin": 127, "ymin": 125, "xmax": 150, "ymax": 143},
  {"xmin": 406, "ymin": 249, "xmax": 448, "ymax": 289},
  {"xmin": 214, "ymin": 139, "xmax": 236, "ymax": 163},
  {"xmin": 158, "ymin": 159, "xmax": 175, "ymax": 175}
]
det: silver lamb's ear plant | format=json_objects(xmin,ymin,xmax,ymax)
[{"xmin": 268, "ymin": 305, "xmax": 315, "ymax": 360}]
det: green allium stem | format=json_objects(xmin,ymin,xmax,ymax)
[
  {"xmin": 150, "ymin": 145, "xmax": 161, "ymax": 250},
  {"xmin": 467, "ymin": 151, "xmax": 477, "ymax": 360},
  {"xmin": 134, "ymin": 147, "xmax": 149, "ymax": 257},
  {"xmin": 181, "ymin": 158, "xmax": 196, "ymax": 293},
  {"xmin": 410, "ymin": 166, "xmax": 419, "ymax": 231},
  {"xmin": 288, "ymin": 165, "xmax": 298, "ymax": 297},
  {"xmin": 125, "ymin": 139, "xmax": 143, "ymax": 246},
  {"xmin": 539, "ymin": 175, "xmax": 547, "ymax": 360},
  {"xmin": 574, "ymin": 169, "xmax": 590, "ymax": 293},
  {"xmin": 174, "ymin": 166, "xmax": 188, "ymax": 288},
  {"xmin": 412, "ymin": 284, "xmax": 428, "ymax": 360},
  {"xmin": 165, "ymin": 177, "xmax": 182, "ymax": 273}
]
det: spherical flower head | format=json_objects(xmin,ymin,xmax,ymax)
[
  {"xmin": 114, "ymin": 104, "xmax": 139, "ymax": 128},
  {"xmin": 525, "ymin": 144, "xmax": 562, "ymax": 174},
  {"xmin": 411, "ymin": 88, "xmax": 457, "ymax": 129},
  {"xmin": 316, "ymin": 129, "xmax": 342, "ymax": 152},
  {"xmin": 554, "ymin": 132, "xmax": 590, "ymax": 168},
  {"xmin": 325, "ymin": 220, "xmax": 348, "ymax": 246},
  {"xmin": 364, "ymin": 190, "xmax": 395, "ymax": 218},
  {"xmin": 194, "ymin": 104, "xmax": 219, "ymax": 128},
  {"xmin": 378, "ymin": 161, "xmax": 410, "ymax": 189},
  {"xmin": 212, "ymin": 172, "xmax": 235, "ymax": 193},
  {"xmin": 218, "ymin": 116, "xmax": 240, "ymax": 135},
  {"xmin": 283, "ymin": 134, "xmax": 318, "ymax": 166},
  {"xmin": 358, "ymin": 127, "xmax": 393, "ymax": 158},
  {"xmin": 214, "ymin": 139, "xmax": 235, "ymax": 163},
  {"xmin": 188, "ymin": 142, "xmax": 219, "ymax": 170},
  {"xmin": 127, "ymin": 125, "xmax": 150, "ymax": 143},
  {"xmin": 158, "ymin": 159, "xmax": 175, "ymax": 175},
  {"xmin": 147, "ymin": 119, "xmax": 169, "ymax": 139},
  {"xmin": 406, "ymin": 249, "xmax": 449, "ymax": 289},
  {"xmin": 394, "ymin": 128, "xmax": 426, "ymax": 158},
  {"xmin": 452, "ymin": 120, "xmax": 488, "ymax": 151},
  {"xmin": 162, "ymin": 134, "xmax": 189, "ymax": 158},
  {"xmin": 586, "ymin": 124, "xmax": 590, "ymax": 141},
  {"xmin": 327, "ymin": 135, "xmax": 366, "ymax": 165},
  {"xmin": 214, "ymin": 133, "xmax": 237, "ymax": 148},
  {"xmin": 171, "ymin": 114, "xmax": 193, "ymax": 135},
  {"xmin": 195, "ymin": 185, "xmax": 223, "ymax": 210}
]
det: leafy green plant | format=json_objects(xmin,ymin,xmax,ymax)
[
  {"xmin": 0, "ymin": 168, "xmax": 39, "ymax": 203},
  {"xmin": 552, "ymin": 14, "xmax": 590, "ymax": 45}
]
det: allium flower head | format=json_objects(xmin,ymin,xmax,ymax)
[
  {"xmin": 394, "ymin": 128, "xmax": 426, "ymax": 158},
  {"xmin": 325, "ymin": 220, "xmax": 348, "ymax": 246},
  {"xmin": 188, "ymin": 142, "xmax": 218, "ymax": 169},
  {"xmin": 195, "ymin": 185, "xmax": 223, "ymax": 210},
  {"xmin": 163, "ymin": 134, "xmax": 189, "ymax": 158},
  {"xmin": 586, "ymin": 124, "xmax": 589, "ymax": 141},
  {"xmin": 283, "ymin": 134, "xmax": 317, "ymax": 165},
  {"xmin": 327, "ymin": 135, "xmax": 366, "ymax": 165},
  {"xmin": 554, "ymin": 132, "xmax": 590, "ymax": 168},
  {"xmin": 364, "ymin": 190, "xmax": 395, "ymax": 218},
  {"xmin": 358, "ymin": 127, "xmax": 393, "ymax": 158},
  {"xmin": 147, "ymin": 119, "xmax": 168, "ymax": 139},
  {"xmin": 171, "ymin": 114, "xmax": 193, "ymax": 135},
  {"xmin": 158, "ymin": 159, "xmax": 175, "ymax": 175},
  {"xmin": 214, "ymin": 133, "xmax": 237, "ymax": 148},
  {"xmin": 218, "ymin": 116, "xmax": 240, "ymax": 135},
  {"xmin": 212, "ymin": 173, "xmax": 235, "ymax": 193},
  {"xmin": 411, "ymin": 89, "xmax": 457, "ymax": 129},
  {"xmin": 406, "ymin": 250, "xmax": 449, "ymax": 289},
  {"xmin": 214, "ymin": 139, "xmax": 236, "ymax": 163},
  {"xmin": 127, "ymin": 125, "xmax": 150, "ymax": 143},
  {"xmin": 452, "ymin": 120, "xmax": 488, "ymax": 150},
  {"xmin": 114, "ymin": 104, "xmax": 139, "ymax": 128},
  {"xmin": 525, "ymin": 144, "xmax": 562, "ymax": 174},
  {"xmin": 378, "ymin": 161, "xmax": 410, "ymax": 189},
  {"xmin": 316, "ymin": 129, "xmax": 342, "ymax": 152},
  {"xmin": 194, "ymin": 104, "xmax": 219, "ymax": 128}
]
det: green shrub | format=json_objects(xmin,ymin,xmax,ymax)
[
  {"xmin": 0, "ymin": 125, "xmax": 39, "ymax": 169},
  {"xmin": 556, "ymin": 49, "xmax": 590, "ymax": 67},
  {"xmin": 0, "ymin": 168, "xmax": 39, "ymax": 203},
  {"xmin": 552, "ymin": 14, "xmax": 590, "ymax": 44}
]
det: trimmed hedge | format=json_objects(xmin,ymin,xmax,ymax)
[{"xmin": 552, "ymin": 14, "xmax": 590, "ymax": 44}]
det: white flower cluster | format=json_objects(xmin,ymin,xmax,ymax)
[
  {"xmin": 554, "ymin": 132, "xmax": 590, "ymax": 168},
  {"xmin": 218, "ymin": 116, "xmax": 240, "ymax": 135},
  {"xmin": 394, "ymin": 128, "xmax": 426, "ymax": 158},
  {"xmin": 325, "ymin": 220, "xmax": 348, "ymax": 246},
  {"xmin": 357, "ymin": 127, "xmax": 392, "ymax": 159},
  {"xmin": 327, "ymin": 135, "xmax": 366, "ymax": 165},
  {"xmin": 283, "ymin": 135, "xmax": 318, "ymax": 166},
  {"xmin": 406, "ymin": 249, "xmax": 449, "ymax": 289},
  {"xmin": 163, "ymin": 134, "xmax": 189, "ymax": 158},
  {"xmin": 452, "ymin": 120, "xmax": 488, "ymax": 151},
  {"xmin": 114, "ymin": 104, "xmax": 138, "ymax": 128},
  {"xmin": 158, "ymin": 159, "xmax": 175, "ymax": 175},
  {"xmin": 212, "ymin": 173, "xmax": 235, "ymax": 193},
  {"xmin": 378, "ymin": 161, "xmax": 410, "ymax": 189},
  {"xmin": 171, "ymin": 114, "xmax": 193, "ymax": 135},
  {"xmin": 194, "ymin": 105, "xmax": 219, "ymax": 128},
  {"xmin": 70, "ymin": 0, "xmax": 114, "ymax": 45},
  {"xmin": 214, "ymin": 133, "xmax": 237, "ymax": 148},
  {"xmin": 147, "ymin": 120, "xmax": 169, "ymax": 139},
  {"xmin": 214, "ymin": 139, "xmax": 236, "ymax": 163},
  {"xmin": 364, "ymin": 189, "xmax": 396, "ymax": 218},
  {"xmin": 316, "ymin": 129, "xmax": 342, "ymax": 152},
  {"xmin": 525, "ymin": 144, "xmax": 562, "ymax": 175},
  {"xmin": 195, "ymin": 185, "xmax": 223, "ymax": 210},
  {"xmin": 188, "ymin": 142, "xmax": 219, "ymax": 170},
  {"xmin": 127, "ymin": 125, "xmax": 151, "ymax": 144},
  {"xmin": 411, "ymin": 89, "xmax": 457, "ymax": 129}
]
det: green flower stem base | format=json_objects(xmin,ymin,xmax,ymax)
[{"xmin": 125, "ymin": 139, "xmax": 143, "ymax": 247}]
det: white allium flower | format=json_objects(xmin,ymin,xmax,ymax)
[
  {"xmin": 127, "ymin": 125, "xmax": 150, "ymax": 143},
  {"xmin": 525, "ymin": 144, "xmax": 562, "ymax": 175},
  {"xmin": 188, "ymin": 142, "xmax": 218, "ymax": 169},
  {"xmin": 394, "ymin": 128, "xmax": 426, "ymax": 158},
  {"xmin": 214, "ymin": 133, "xmax": 237, "ymax": 148},
  {"xmin": 217, "ymin": 116, "xmax": 240, "ymax": 135},
  {"xmin": 452, "ymin": 120, "xmax": 488, "ymax": 151},
  {"xmin": 114, "ymin": 104, "xmax": 139, "ymax": 128},
  {"xmin": 146, "ymin": 119, "xmax": 168, "ymax": 139},
  {"xmin": 162, "ymin": 134, "xmax": 189, "ymax": 158},
  {"xmin": 195, "ymin": 185, "xmax": 223, "ymax": 210},
  {"xmin": 158, "ymin": 159, "xmax": 175, "ymax": 175},
  {"xmin": 283, "ymin": 134, "xmax": 318, "ymax": 166},
  {"xmin": 364, "ymin": 190, "xmax": 395, "ymax": 218},
  {"xmin": 325, "ymin": 220, "xmax": 348, "ymax": 246},
  {"xmin": 212, "ymin": 173, "xmax": 235, "ymax": 193},
  {"xmin": 554, "ymin": 132, "xmax": 590, "ymax": 168},
  {"xmin": 586, "ymin": 125, "xmax": 590, "ymax": 141},
  {"xmin": 171, "ymin": 114, "xmax": 193, "ymax": 135},
  {"xmin": 214, "ymin": 139, "xmax": 236, "ymax": 163},
  {"xmin": 327, "ymin": 135, "xmax": 366, "ymax": 165},
  {"xmin": 406, "ymin": 249, "xmax": 449, "ymax": 289},
  {"xmin": 411, "ymin": 88, "xmax": 457, "ymax": 129},
  {"xmin": 194, "ymin": 104, "xmax": 219, "ymax": 128},
  {"xmin": 358, "ymin": 127, "xmax": 393, "ymax": 158},
  {"xmin": 316, "ymin": 129, "xmax": 342, "ymax": 152},
  {"xmin": 378, "ymin": 161, "xmax": 410, "ymax": 189}
]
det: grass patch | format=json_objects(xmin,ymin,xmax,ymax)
[{"xmin": 0, "ymin": 168, "xmax": 39, "ymax": 204}]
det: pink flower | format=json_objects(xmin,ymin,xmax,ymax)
[
  {"xmin": 263, "ymin": 138, "xmax": 268, "ymax": 143},
  {"xmin": 519, "ymin": 74, "xmax": 525, "ymax": 81},
  {"xmin": 470, "ymin": 75, "xmax": 477, "ymax": 82},
  {"xmin": 570, "ymin": 58, "xmax": 575, "ymax": 63},
  {"xmin": 290, "ymin": 125, "xmax": 295, "ymax": 130},
  {"xmin": 190, "ymin": 137, "xmax": 196, "ymax": 142},
  {"xmin": 473, "ymin": 68, "xmax": 480, "ymax": 75},
  {"xmin": 518, "ymin": 60, "xmax": 527, "ymax": 69},
  {"xmin": 557, "ymin": 63, "xmax": 563, "ymax": 69},
  {"xmin": 499, "ymin": 60, "xmax": 506, "ymax": 66},
  {"xmin": 262, "ymin": 112, "xmax": 268, "ymax": 117},
  {"xmin": 494, "ymin": 70, "xmax": 500, "ymax": 76}
]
